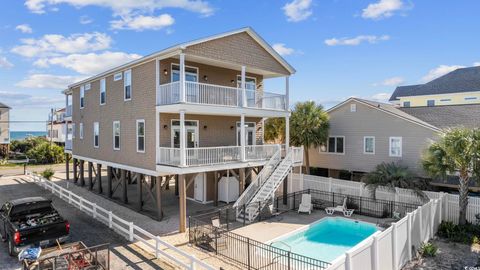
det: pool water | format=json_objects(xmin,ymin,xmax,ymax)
[{"xmin": 270, "ymin": 217, "xmax": 378, "ymax": 263}]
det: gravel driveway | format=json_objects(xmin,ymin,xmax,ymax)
[{"xmin": 0, "ymin": 175, "xmax": 171, "ymax": 270}]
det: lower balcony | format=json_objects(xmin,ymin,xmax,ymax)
[{"xmin": 157, "ymin": 144, "xmax": 280, "ymax": 167}]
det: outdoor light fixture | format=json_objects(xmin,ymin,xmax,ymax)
[
  {"xmin": 230, "ymin": 79, "xmax": 235, "ymax": 85},
  {"xmin": 203, "ymin": 75, "xmax": 208, "ymax": 81},
  {"xmin": 203, "ymin": 125, "xmax": 208, "ymax": 129},
  {"xmin": 163, "ymin": 124, "xmax": 168, "ymax": 129},
  {"xmin": 163, "ymin": 69, "xmax": 168, "ymax": 76},
  {"xmin": 230, "ymin": 126, "xmax": 234, "ymax": 130}
]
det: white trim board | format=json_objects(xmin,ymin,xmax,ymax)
[{"xmin": 72, "ymin": 155, "xmax": 159, "ymax": 176}]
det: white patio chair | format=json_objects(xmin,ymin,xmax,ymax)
[
  {"xmin": 298, "ymin": 194, "xmax": 313, "ymax": 214},
  {"xmin": 325, "ymin": 197, "xmax": 355, "ymax": 217}
]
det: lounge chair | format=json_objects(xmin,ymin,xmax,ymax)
[
  {"xmin": 325, "ymin": 197, "xmax": 354, "ymax": 217},
  {"xmin": 298, "ymin": 194, "xmax": 313, "ymax": 214}
]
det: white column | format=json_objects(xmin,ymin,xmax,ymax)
[
  {"xmin": 65, "ymin": 94, "xmax": 69, "ymax": 109},
  {"xmin": 285, "ymin": 116, "xmax": 290, "ymax": 152},
  {"xmin": 241, "ymin": 66, "xmax": 246, "ymax": 107},
  {"xmin": 285, "ymin": 76, "xmax": 290, "ymax": 110},
  {"xmin": 179, "ymin": 53, "xmax": 186, "ymax": 103},
  {"xmin": 180, "ymin": 110, "xmax": 186, "ymax": 166},
  {"xmin": 240, "ymin": 113, "xmax": 246, "ymax": 161},
  {"xmin": 155, "ymin": 111, "xmax": 160, "ymax": 164},
  {"xmin": 261, "ymin": 118, "xmax": 265, "ymax": 144},
  {"xmin": 155, "ymin": 58, "xmax": 159, "ymax": 105}
]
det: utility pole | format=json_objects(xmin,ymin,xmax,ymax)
[{"xmin": 49, "ymin": 108, "xmax": 54, "ymax": 146}]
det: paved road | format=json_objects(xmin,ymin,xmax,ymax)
[
  {"xmin": 0, "ymin": 163, "xmax": 66, "ymax": 177},
  {"xmin": 0, "ymin": 175, "xmax": 170, "ymax": 270}
]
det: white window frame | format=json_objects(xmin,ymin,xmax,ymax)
[
  {"xmin": 79, "ymin": 123, "xmax": 84, "ymax": 140},
  {"xmin": 80, "ymin": 86, "xmax": 85, "ymax": 109},
  {"xmin": 114, "ymin": 72, "xmax": 122, "ymax": 81},
  {"xmin": 136, "ymin": 119, "xmax": 145, "ymax": 153},
  {"xmin": 124, "ymin": 69, "xmax": 132, "ymax": 101},
  {"xmin": 72, "ymin": 123, "xmax": 76, "ymax": 139},
  {"xmin": 113, "ymin": 121, "xmax": 120, "ymax": 150},
  {"xmin": 363, "ymin": 136, "xmax": 375, "ymax": 154},
  {"xmin": 321, "ymin": 136, "xmax": 345, "ymax": 155},
  {"xmin": 93, "ymin": 122, "xmax": 99, "ymax": 148},
  {"xmin": 389, "ymin": 137, "xmax": 402, "ymax": 157},
  {"xmin": 350, "ymin": 103, "xmax": 357, "ymax": 112},
  {"xmin": 100, "ymin": 78, "xmax": 106, "ymax": 105},
  {"xmin": 84, "ymin": 83, "xmax": 91, "ymax": 91},
  {"xmin": 171, "ymin": 63, "xmax": 199, "ymax": 82}
]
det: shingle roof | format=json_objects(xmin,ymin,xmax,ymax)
[
  {"xmin": 389, "ymin": 66, "xmax": 480, "ymax": 101},
  {"xmin": 399, "ymin": 104, "xmax": 480, "ymax": 129},
  {"xmin": 0, "ymin": 102, "xmax": 11, "ymax": 109}
]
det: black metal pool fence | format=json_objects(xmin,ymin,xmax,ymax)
[{"xmin": 188, "ymin": 189, "xmax": 421, "ymax": 270}]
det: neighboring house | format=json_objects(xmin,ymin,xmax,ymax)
[
  {"xmin": 63, "ymin": 27, "xmax": 301, "ymax": 232},
  {"xmin": 390, "ymin": 66, "xmax": 480, "ymax": 107},
  {"xmin": 0, "ymin": 102, "xmax": 10, "ymax": 157},
  {"xmin": 46, "ymin": 108, "xmax": 71, "ymax": 144}
]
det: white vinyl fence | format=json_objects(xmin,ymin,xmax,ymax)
[
  {"xmin": 287, "ymin": 174, "xmax": 480, "ymax": 270},
  {"xmin": 26, "ymin": 171, "xmax": 214, "ymax": 270},
  {"xmin": 295, "ymin": 174, "xmax": 480, "ymax": 224}
]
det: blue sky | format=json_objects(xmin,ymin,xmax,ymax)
[{"xmin": 1, "ymin": 0, "xmax": 479, "ymax": 131}]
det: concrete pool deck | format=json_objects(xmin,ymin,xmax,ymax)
[{"xmin": 232, "ymin": 210, "xmax": 390, "ymax": 243}]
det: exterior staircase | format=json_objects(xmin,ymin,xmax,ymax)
[{"xmin": 233, "ymin": 145, "xmax": 303, "ymax": 223}]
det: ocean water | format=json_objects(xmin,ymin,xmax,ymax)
[
  {"xmin": 270, "ymin": 217, "xmax": 378, "ymax": 263},
  {"xmin": 10, "ymin": 131, "xmax": 47, "ymax": 141}
]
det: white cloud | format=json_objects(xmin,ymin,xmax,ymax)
[
  {"xmin": 0, "ymin": 90, "xmax": 64, "ymax": 108},
  {"xmin": 0, "ymin": 56, "xmax": 13, "ymax": 68},
  {"xmin": 421, "ymin": 65, "xmax": 465, "ymax": 82},
  {"xmin": 325, "ymin": 35, "xmax": 390, "ymax": 46},
  {"xmin": 362, "ymin": 0, "xmax": 404, "ymax": 19},
  {"xmin": 15, "ymin": 24, "xmax": 33, "ymax": 33},
  {"xmin": 374, "ymin": 76, "xmax": 404, "ymax": 86},
  {"xmin": 283, "ymin": 0, "xmax": 313, "ymax": 22},
  {"xmin": 24, "ymin": 0, "xmax": 214, "ymax": 16},
  {"xmin": 79, "ymin": 15, "xmax": 93, "ymax": 25},
  {"xmin": 370, "ymin": 92, "xmax": 391, "ymax": 102},
  {"xmin": 111, "ymin": 14, "xmax": 174, "ymax": 31},
  {"xmin": 16, "ymin": 74, "xmax": 84, "ymax": 89},
  {"xmin": 11, "ymin": 32, "xmax": 112, "ymax": 57},
  {"xmin": 473, "ymin": 62, "xmax": 480, "ymax": 67},
  {"xmin": 272, "ymin": 43, "xmax": 295, "ymax": 56},
  {"xmin": 34, "ymin": 51, "xmax": 142, "ymax": 75}
]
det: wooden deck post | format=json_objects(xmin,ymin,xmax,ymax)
[
  {"xmin": 165, "ymin": 176, "xmax": 170, "ymax": 190},
  {"xmin": 107, "ymin": 166, "xmax": 112, "ymax": 198},
  {"xmin": 79, "ymin": 160, "xmax": 85, "ymax": 186},
  {"xmin": 175, "ymin": 175, "xmax": 179, "ymax": 196},
  {"xmin": 239, "ymin": 168, "xmax": 246, "ymax": 194},
  {"xmin": 283, "ymin": 176, "xmax": 288, "ymax": 205},
  {"xmin": 179, "ymin": 174, "xmax": 187, "ymax": 233},
  {"xmin": 97, "ymin": 163, "xmax": 102, "ymax": 194},
  {"xmin": 88, "ymin": 162, "xmax": 93, "ymax": 190},
  {"xmin": 121, "ymin": 169, "xmax": 128, "ymax": 204},
  {"xmin": 65, "ymin": 154, "xmax": 70, "ymax": 181},
  {"xmin": 155, "ymin": 176, "xmax": 163, "ymax": 221},
  {"xmin": 137, "ymin": 173, "xmax": 143, "ymax": 211},
  {"xmin": 73, "ymin": 158, "xmax": 78, "ymax": 183},
  {"xmin": 214, "ymin": 171, "xmax": 221, "ymax": 206}
]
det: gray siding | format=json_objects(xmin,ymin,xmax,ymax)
[{"xmin": 309, "ymin": 100, "xmax": 438, "ymax": 176}]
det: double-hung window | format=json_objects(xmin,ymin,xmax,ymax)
[
  {"xmin": 136, "ymin": 120, "xmax": 145, "ymax": 153},
  {"xmin": 93, "ymin": 122, "xmax": 99, "ymax": 148},
  {"xmin": 79, "ymin": 123, "xmax": 84, "ymax": 139},
  {"xmin": 100, "ymin": 78, "xmax": 106, "ymax": 105},
  {"xmin": 322, "ymin": 136, "xmax": 344, "ymax": 154},
  {"xmin": 80, "ymin": 86, "xmax": 85, "ymax": 109},
  {"xmin": 124, "ymin": 70, "xmax": 131, "ymax": 101},
  {"xmin": 113, "ymin": 121, "xmax": 120, "ymax": 150},
  {"xmin": 364, "ymin": 136, "xmax": 375, "ymax": 154},
  {"xmin": 389, "ymin": 137, "xmax": 402, "ymax": 157}
]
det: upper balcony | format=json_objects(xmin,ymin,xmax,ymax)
[{"xmin": 157, "ymin": 81, "xmax": 286, "ymax": 111}]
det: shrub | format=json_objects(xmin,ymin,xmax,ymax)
[
  {"xmin": 41, "ymin": 168, "xmax": 55, "ymax": 180},
  {"xmin": 26, "ymin": 142, "xmax": 64, "ymax": 164},
  {"xmin": 11, "ymin": 137, "xmax": 48, "ymax": 154},
  {"xmin": 420, "ymin": 242, "xmax": 437, "ymax": 257},
  {"xmin": 437, "ymin": 221, "xmax": 480, "ymax": 244}
]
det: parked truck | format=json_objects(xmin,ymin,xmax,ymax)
[{"xmin": 0, "ymin": 197, "xmax": 69, "ymax": 256}]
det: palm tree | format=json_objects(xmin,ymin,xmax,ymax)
[
  {"xmin": 264, "ymin": 118, "xmax": 285, "ymax": 144},
  {"xmin": 362, "ymin": 162, "xmax": 429, "ymax": 201},
  {"xmin": 422, "ymin": 128, "xmax": 480, "ymax": 225},
  {"xmin": 290, "ymin": 101, "xmax": 329, "ymax": 174}
]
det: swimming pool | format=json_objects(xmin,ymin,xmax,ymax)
[{"xmin": 270, "ymin": 217, "xmax": 378, "ymax": 263}]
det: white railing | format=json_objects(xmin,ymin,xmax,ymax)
[
  {"xmin": 186, "ymin": 146, "xmax": 241, "ymax": 166},
  {"xmin": 157, "ymin": 81, "xmax": 286, "ymax": 110},
  {"xmin": 245, "ymin": 144, "xmax": 279, "ymax": 161},
  {"xmin": 27, "ymin": 171, "xmax": 214, "ymax": 270},
  {"xmin": 158, "ymin": 145, "xmax": 279, "ymax": 167},
  {"xmin": 157, "ymin": 81, "xmax": 181, "ymax": 105},
  {"xmin": 65, "ymin": 105, "xmax": 72, "ymax": 117},
  {"xmin": 233, "ymin": 145, "xmax": 282, "ymax": 211},
  {"xmin": 291, "ymin": 146, "xmax": 304, "ymax": 164}
]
